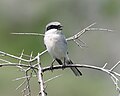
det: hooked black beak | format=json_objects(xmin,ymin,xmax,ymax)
[{"xmin": 59, "ymin": 25, "xmax": 63, "ymax": 30}]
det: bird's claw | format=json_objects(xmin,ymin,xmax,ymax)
[
  {"xmin": 50, "ymin": 64, "xmax": 54, "ymax": 72},
  {"xmin": 62, "ymin": 64, "xmax": 66, "ymax": 70}
]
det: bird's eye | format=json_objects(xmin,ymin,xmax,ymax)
[{"xmin": 58, "ymin": 25, "xmax": 61, "ymax": 28}]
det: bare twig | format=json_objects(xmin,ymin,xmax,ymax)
[
  {"xmin": 30, "ymin": 50, "xmax": 47, "ymax": 62},
  {"xmin": 17, "ymin": 49, "xmax": 25, "ymax": 71},
  {"xmin": 44, "ymin": 74, "xmax": 63, "ymax": 83},
  {"xmin": 0, "ymin": 51, "xmax": 29, "ymax": 62},
  {"xmin": 111, "ymin": 75, "xmax": 120, "ymax": 93},
  {"xmin": 12, "ymin": 75, "xmax": 36, "ymax": 81},
  {"xmin": 11, "ymin": 32, "xmax": 44, "ymax": 36},
  {"xmin": 0, "ymin": 63, "xmax": 38, "ymax": 69},
  {"xmin": 19, "ymin": 49, "xmax": 25, "ymax": 64},
  {"xmin": 16, "ymin": 79, "xmax": 26, "ymax": 90},
  {"xmin": 102, "ymin": 63, "xmax": 108, "ymax": 69},
  {"xmin": 86, "ymin": 28, "xmax": 113, "ymax": 32},
  {"xmin": 24, "ymin": 71, "xmax": 31, "ymax": 96},
  {"xmin": 66, "ymin": 22, "xmax": 96, "ymax": 41},
  {"xmin": 110, "ymin": 61, "xmax": 120, "ymax": 71},
  {"xmin": 13, "ymin": 75, "xmax": 36, "ymax": 81},
  {"xmin": 0, "ymin": 58, "xmax": 11, "ymax": 63}
]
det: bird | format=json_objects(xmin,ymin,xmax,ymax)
[{"xmin": 44, "ymin": 21, "xmax": 82, "ymax": 76}]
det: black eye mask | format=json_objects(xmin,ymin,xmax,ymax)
[{"xmin": 46, "ymin": 25, "xmax": 62, "ymax": 31}]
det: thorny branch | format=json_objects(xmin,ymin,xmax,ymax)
[
  {"xmin": 0, "ymin": 23, "xmax": 119, "ymax": 96},
  {"xmin": 42, "ymin": 63, "xmax": 120, "ymax": 93},
  {"xmin": 37, "ymin": 55, "xmax": 46, "ymax": 96},
  {"xmin": 11, "ymin": 22, "xmax": 113, "ymax": 48}
]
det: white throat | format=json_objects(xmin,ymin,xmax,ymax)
[{"xmin": 45, "ymin": 29, "xmax": 61, "ymax": 35}]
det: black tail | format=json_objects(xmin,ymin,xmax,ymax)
[
  {"xmin": 55, "ymin": 58, "xmax": 63, "ymax": 65},
  {"xmin": 66, "ymin": 60, "xmax": 82, "ymax": 76},
  {"xmin": 56, "ymin": 58, "xmax": 82, "ymax": 76}
]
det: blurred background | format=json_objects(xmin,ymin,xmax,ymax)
[{"xmin": 0, "ymin": 0, "xmax": 120, "ymax": 96}]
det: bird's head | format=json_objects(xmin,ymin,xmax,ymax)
[{"xmin": 45, "ymin": 22, "xmax": 63, "ymax": 31}]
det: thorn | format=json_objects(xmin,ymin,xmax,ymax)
[
  {"xmin": 44, "ymin": 74, "xmax": 63, "ymax": 83},
  {"xmin": 103, "ymin": 63, "xmax": 108, "ymax": 68}
]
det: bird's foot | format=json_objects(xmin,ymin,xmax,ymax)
[
  {"xmin": 50, "ymin": 59, "xmax": 55, "ymax": 72},
  {"xmin": 50, "ymin": 64, "xmax": 54, "ymax": 72},
  {"xmin": 62, "ymin": 64, "xmax": 66, "ymax": 70}
]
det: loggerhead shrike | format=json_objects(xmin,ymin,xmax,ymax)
[{"xmin": 44, "ymin": 22, "xmax": 82, "ymax": 76}]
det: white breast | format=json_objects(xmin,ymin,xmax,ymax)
[{"xmin": 44, "ymin": 29, "xmax": 67, "ymax": 60}]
